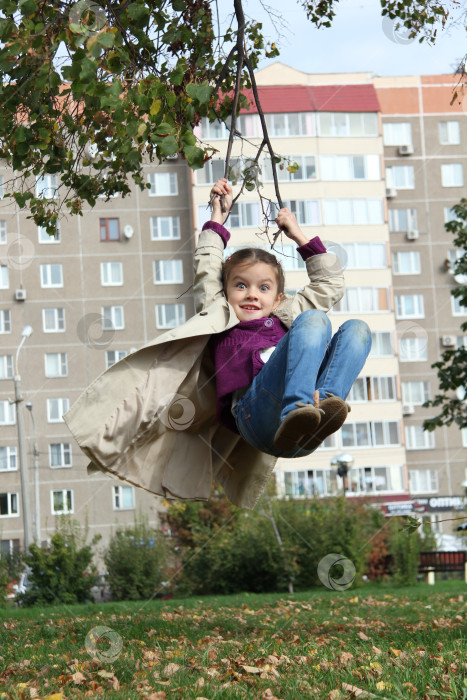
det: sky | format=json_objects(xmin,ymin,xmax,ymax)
[{"xmin": 218, "ymin": 0, "xmax": 466, "ymax": 77}]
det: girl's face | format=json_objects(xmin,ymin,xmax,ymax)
[{"xmin": 225, "ymin": 261, "xmax": 282, "ymax": 322}]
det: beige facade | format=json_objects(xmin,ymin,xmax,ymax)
[{"xmin": 0, "ymin": 158, "xmax": 194, "ymax": 555}]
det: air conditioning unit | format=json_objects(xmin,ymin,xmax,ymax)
[
  {"xmin": 406, "ymin": 229, "xmax": 419, "ymax": 240},
  {"xmin": 15, "ymin": 289, "xmax": 27, "ymax": 301},
  {"xmin": 386, "ymin": 187, "xmax": 397, "ymax": 199},
  {"xmin": 442, "ymin": 335, "xmax": 456, "ymax": 347},
  {"xmin": 398, "ymin": 144, "xmax": 414, "ymax": 156},
  {"xmin": 402, "ymin": 403, "xmax": 415, "ymax": 415}
]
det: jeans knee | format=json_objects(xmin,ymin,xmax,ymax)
[
  {"xmin": 295, "ymin": 308, "xmax": 331, "ymax": 330},
  {"xmin": 340, "ymin": 319, "xmax": 372, "ymax": 348}
]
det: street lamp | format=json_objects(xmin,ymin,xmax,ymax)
[
  {"xmin": 25, "ymin": 402, "xmax": 40, "ymax": 543},
  {"xmin": 331, "ymin": 453, "xmax": 354, "ymax": 496},
  {"xmin": 13, "ymin": 325, "xmax": 33, "ymax": 553}
]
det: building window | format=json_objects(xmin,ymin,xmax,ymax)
[
  {"xmin": 227, "ymin": 202, "xmax": 261, "ymax": 229},
  {"xmin": 49, "ymin": 443, "xmax": 72, "ymax": 468},
  {"xmin": 348, "ymin": 376, "xmax": 396, "ymax": 403},
  {"xmin": 200, "ymin": 117, "xmax": 231, "ymax": 139},
  {"xmin": 40, "ymin": 263, "xmax": 63, "ymax": 288},
  {"xmin": 0, "ymin": 266, "xmax": 8, "ymax": 289},
  {"xmin": 452, "ymin": 295, "xmax": 467, "ymax": 316},
  {"xmin": 382, "ymin": 122, "xmax": 412, "ymax": 146},
  {"xmin": 113, "ymin": 485, "xmax": 135, "ymax": 510},
  {"xmin": 45, "ymin": 352, "xmax": 68, "ymax": 378},
  {"xmin": 348, "ymin": 465, "xmax": 403, "ymax": 494},
  {"xmin": 444, "ymin": 206, "xmax": 462, "ymax": 224},
  {"xmin": 395, "ymin": 294, "xmax": 424, "ymax": 319},
  {"xmin": 102, "ymin": 306, "xmax": 124, "ymax": 330},
  {"xmin": 320, "ymin": 154, "xmax": 380, "ymax": 181},
  {"xmin": 323, "ymin": 199, "xmax": 383, "ymax": 225},
  {"xmin": 154, "ymin": 259, "xmax": 183, "ymax": 284},
  {"xmin": 155, "ymin": 303, "xmax": 186, "ymax": 329},
  {"xmin": 0, "ymin": 355, "xmax": 13, "ymax": 379},
  {"xmin": 405, "ymin": 425, "xmax": 434, "ymax": 450},
  {"xmin": 36, "ymin": 174, "xmax": 58, "ymax": 199},
  {"xmin": 0, "ymin": 492, "xmax": 18, "ymax": 517},
  {"xmin": 51, "ymin": 489, "xmax": 73, "ymax": 514},
  {"xmin": 274, "ymin": 200, "xmax": 321, "ymax": 226},
  {"xmin": 281, "ymin": 468, "xmax": 333, "ymax": 497},
  {"xmin": 263, "ymin": 154, "xmax": 317, "ymax": 182},
  {"xmin": 47, "ymin": 398, "xmax": 70, "ymax": 423},
  {"xmin": 38, "ymin": 223, "xmax": 60, "ymax": 243},
  {"xmin": 196, "ymin": 157, "xmax": 241, "ymax": 185},
  {"xmin": 100, "ymin": 218, "xmax": 120, "ymax": 241},
  {"xmin": 341, "ymin": 243, "xmax": 387, "ymax": 269},
  {"xmin": 389, "ymin": 208, "xmax": 418, "ymax": 232},
  {"xmin": 386, "ymin": 165, "xmax": 414, "ymax": 189},
  {"xmin": 399, "ymin": 337, "xmax": 427, "ymax": 362},
  {"xmin": 392, "ymin": 251, "xmax": 421, "ymax": 275},
  {"xmin": 334, "ymin": 287, "xmax": 389, "ymax": 313},
  {"xmin": 0, "ymin": 176, "xmax": 4, "ymax": 198},
  {"xmin": 462, "ymin": 428, "xmax": 467, "ymax": 447},
  {"xmin": 439, "ymin": 121, "xmax": 460, "ymax": 145},
  {"xmin": 106, "ymin": 350, "xmax": 127, "ymax": 368},
  {"xmin": 265, "ymin": 112, "xmax": 316, "ymax": 136},
  {"xmin": 0, "ymin": 310, "xmax": 11, "ymax": 333},
  {"xmin": 401, "ymin": 381, "xmax": 430, "ymax": 406},
  {"xmin": 370, "ymin": 331, "xmax": 393, "ymax": 357},
  {"xmin": 273, "ymin": 244, "xmax": 306, "ymax": 271},
  {"xmin": 100, "ymin": 261, "xmax": 123, "ymax": 286},
  {"xmin": 341, "ymin": 421, "xmax": 400, "ymax": 447},
  {"xmin": 148, "ymin": 172, "xmax": 178, "ymax": 196},
  {"xmin": 0, "ymin": 446, "xmax": 17, "ymax": 471},
  {"xmin": 0, "ymin": 220, "xmax": 6, "ymax": 244},
  {"xmin": 150, "ymin": 216, "xmax": 180, "ymax": 240},
  {"xmin": 1, "ymin": 539, "xmax": 20, "ymax": 555},
  {"xmin": 318, "ymin": 112, "xmax": 378, "ymax": 137},
  {"xmin": 42, "ymin": 308, "xmax": 65, "ymax": 333},
  {"xmin": 0, "ymin": 401, "xmax": 15, "ymax": 425},
  {"xmin": 441, "ymin": 163, "xmax": 463, "ymax": 187}
]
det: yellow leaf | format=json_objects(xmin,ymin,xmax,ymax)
[
  {"xmin": 390, "ymin": 647, "xmax": 402, "ymax": 656},
  {"xmin": 137, "ymin": 122, "xmax": 146, "ymax": 137},
  {"xmin": 44, "ymin": 695, "xmax": 63, "ymax": 700},
  {"xmin": 150, "ymin": 99, "xmax": 161, "ymax": 116},
  {"xmin": 376, "ymin": 681, "xmax": 392, "ymax": 690},
  {"xmin": 349, "ymin": 596, "xmax": 359, "ymax": 603}
]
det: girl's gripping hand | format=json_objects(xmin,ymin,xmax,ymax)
[
  {"xmin": 275, "ymin": 207, "xmax": 307, "ymax": 245},
  {"xmin": 210, "ymin": 178, "xmax": 233, "ymax": 224}
]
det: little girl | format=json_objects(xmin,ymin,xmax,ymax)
[
  {"xmin": 64, "ymin": 179, "xmax": 371, "ymax": 509},
  {"xmin": 208, "ymin": 178, "xmax": 371, "ymax": 457}
]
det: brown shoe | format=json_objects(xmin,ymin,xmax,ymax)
[
  {"xmin": 273, "ymin": 402, "xmax": 323, "ymax": 452},
  {"xmin": 299, "ymin": 394, "xmax": 350, "ymax": 450}
]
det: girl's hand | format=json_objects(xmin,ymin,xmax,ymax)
[
  {"xmin": 210, "ymin": 178, "xmax": 233, "ymax": 224},
  {"xmin": 275, "ymin": 208, "xmax": 308, "ymax": 245}
]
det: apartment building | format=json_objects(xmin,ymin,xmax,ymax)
[
  {"xmin": 0, "ymin": 157, "xmax": 194, "ymax": 554},
  {"xmin": 192, "ymin": 63, "xmax": 409, "ymax": 515},
  {"xmin": 375, "ymin": 74, "xmax": 467, "ymax": 536}
]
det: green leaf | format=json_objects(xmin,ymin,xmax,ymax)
[
  {"xmin": 172, "ymin": 0, "xmax": 186, "ymax": 10},
  {"xmin": 186, "ymin": 82, "xmax": 214, "ymax": 104},
  {"xmin": 97, "ymin": 32, "xmax": 115, "ymax": 48},
  {"xmin": 159, "ymin": 135, "xmax": 178, "ymax": 157},
  {"xmin": 183, "ymin": 144, "xmax": 205, "ymax": 170}
]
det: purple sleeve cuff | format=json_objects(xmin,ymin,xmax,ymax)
[
  {"xmin": 297, "ymin": 236, "xmax": 327, "ymax": 261},
  {"xmin": 202, "ymin": 221, "xmax": 231, "ymax": 247}
]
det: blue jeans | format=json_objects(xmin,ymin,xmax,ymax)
[{"xmin": 234, "ymin": 309, "xmax": 372, "ymax": 458}]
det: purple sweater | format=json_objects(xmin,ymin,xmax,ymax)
[{"xmin": 203, "ymin": 221, "xmax": 327, "ymax": 433}]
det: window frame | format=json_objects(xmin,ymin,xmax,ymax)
[
  {"xmin": 46, "ymin": 398, "xmax": 70, "ymax": 423},
  {"xmin": 0, "ymin": 446, "xmax": 17, "ymax": 472},
  {"xmin": 155, "ymin": 303, "xmax": 186, "ymax": 329},
  {"xmin": 40, "ymin": 263, "xmax": 63, "ymax": 288},
  {"xmin": 51, "ymin": 489, "xmax": 73, "ymax": 514},
  {"xmin": 150, "ymin": 216, "xmax": 181, "ymax": 240},
  {"xmin": 100, "ymin": 261, "xmax": 123, "ymax": 286},
  {"xmin": 113, "ymin": 484, "xmax": 135, "ymax": 510},
  {"xmin": 147, "ymin": 172, "xmax": 178, "ymax": 196},
  {"xmin": 0, "ymin": 492, "xmax": 19, "ymax": 517},
  {"xmin": 99, "ymin": 218, "xmax": 121, "ymax": 242},
  {"xmin": 42, "ymin": 307, "xmax": 66, "ymax": 333},
  {"xmin": 44, "ymin": 352, "xmax": 68, "ymax": 378},
  {"xmin": 441, "ymin": 163, "xmax": 464, "ymax": 188},
  {"xmin": 153, "ymin": 259, "xmax": 184, "ymax": 284},
  {"xmin": 101, "ymin": 305, "xmax": 125, "ymax": 330}
]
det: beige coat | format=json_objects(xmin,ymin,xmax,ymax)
[{"xmin": 64, "ymin": 228, "xmax": 344, "ymax": 509}]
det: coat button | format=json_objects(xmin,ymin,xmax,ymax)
[{"xmin": 199, "ymin": 311, "xmax": 208, "ymax": 316}]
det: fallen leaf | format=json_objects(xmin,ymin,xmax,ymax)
[
  {"xmin": 163, "ymin": 663, "xmax": 181, "ymax": 677},
  {"xmin": 147, "ymin": 693, "xmax": 167, "ymax": 700},
  {"xmin": 390, "ymin": 647, "xmax": 402, "ymax": 656},
  {"xmin": 242, "ymin": 665, "xmax": 261, "ymax": 674},
  {"xmin": 341, "ymin": 683, "xmax": 375, "ymax": 697},
  {"xmin": 358, "ymin": 632, "xmax": 369, "ymax": 641},
  {"xmin": 402, "ymin": 683, "xmax": 418, "ymax": 695},
  {"xmin": 72, "ymin": 672, "xmax": 86, "ymax": 684}
]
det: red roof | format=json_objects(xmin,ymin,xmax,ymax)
[{"xmin": 240, "ymin": 84, "xmax": 380, "ymax": 114}]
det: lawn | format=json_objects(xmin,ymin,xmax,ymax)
[{"xmin": 0, "ymin": 580, "xmax": 465, "ymax": 699}]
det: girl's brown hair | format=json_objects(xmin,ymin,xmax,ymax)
[{"xmin": 222, "ymin": 248, "xmax": 285, "ymax": 295}]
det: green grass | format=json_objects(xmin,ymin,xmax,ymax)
[{"xmin": 0, "ymin": 581, "xmax": 465, "ymax": 699}]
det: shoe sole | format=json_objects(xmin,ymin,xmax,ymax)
[
  {"xmin": 273, "ymin": 407, "xmax": 321, "ymax": 452},
  {"xmin": 299, "ymin": 397, "xmax": 348, "ymax": 450}
]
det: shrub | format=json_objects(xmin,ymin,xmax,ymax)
[
  {"xmin": 19, "ymin": 517, "xmax": 100, "ymax": 606},
  {"xmin": 103, "ymin": 516, "xmax": 168, "ymax": 601},
  {"xmin": 388, "ymin": 518, "xmax": 420, "ymax": 585}
]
